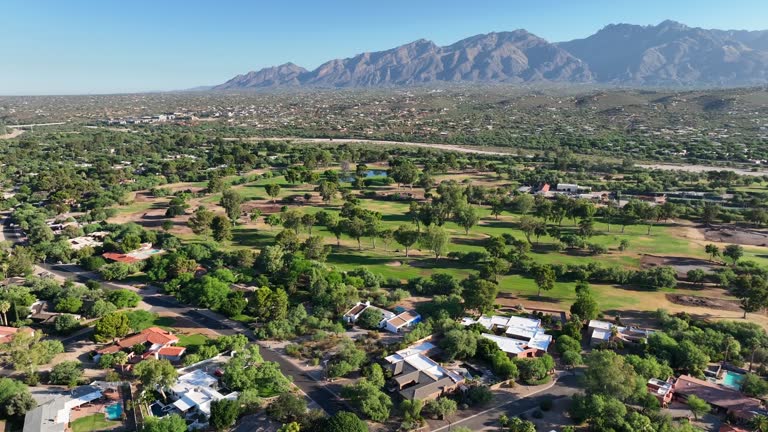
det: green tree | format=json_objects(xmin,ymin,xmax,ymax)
[
  {"xmin": 723, "ymin": 244, "xmax": 744, "ymax": 265},
  {"xmin": 686, "ymin": 395, "xmax": 710, "ymax": 420},
  {"xmin": 53, "ymin": 314, "xmax": 80, "ymax": 334},
  {"xmin": 356, "ymin": 308, "xmax": 384, "ymax": 330},
  {"xmin": 570, "ymin": 285, "xmax": 599, "ymax": 321},
  {"xmin": 389, "ymin": 159, "xmax": 420, "ymax": 189},
  {"xmin": 94, "ymin": 312, "xmax": 131, "ymax": 342},
  {"xmin": 455, "ymin": 205, "xmax": 480, "ymax": 234},
  {"xmin": 424, "ymin": 397, "xmax": 457, "ymax": 420},
  {"xmin": 211, "ymin": 215, "xmax": 233, "ymax": 242},
  {"xmin": 278, "ymin": 423, "xmax": 301, "ymax": 432},
  {"xmin": 143, "ymin": 414, "xmax": 188, "ymax": 432},
  {"xmin": 301, "ymin": 213, "xmax": 317, "ymax": 235},
  {"xmin": 49, "ymin": 361, "xmax": 82, "ymax": 386},
  {"xmin": 741, "ymin": 373, "xmax": 768, "ymax": 397},
  {"xmin": 562, "ymin": 351, "xmax": 583, "ymax": 370},
  {"xmin": 107, "ymin": 289, "xmax": 141, "ymax": 308},
  {"xmin": 188, "ymin": 206, "xmax": 214, "ymax": 237},
  {"xmin": 210, "ymin": 399, "xmax": 240, "ymax": 431},
  {"xmin": 532, "ymin": 264, "xmax": 556, "ymax": 297},
  {"xmin": 342, "ymin": 217, "xmax": 367, "ymax": 250},
  {"xmin": 440, "ymin": 329, "xmax": 478, "ymax": 360},
  {"xmin": 362, "ymin": 363, "xmax": 386, "ymax": 388},
  {"xmin": 133, "ymin": 359, "xmax": 177, "ymax": 400},
  {"xmin": 731, "ymin": 274, "xmax": 768, "ymax": 319},
  {"xmin": 318, "ymin": 180, "xmax": 338, "ymax": 203},
  {"xmin": 420, "ymin": 225, "xmax": 450, "ymax": 260},
  {"xmin": 0, "ymin": 378, "xmax": 36, "ymax": 418},
  {"xmin": 220, "ymin": 189, "xmax": 244, "ymax": 222},
  {"xmin": 325, "ymin": 411, "xmax": 368, "ymax": 432},
  {"xmin": 705, "ymin": 243, "xmax": 720, "ymax": 262},
  {"xmin": 583, "ymin": 351, "xmax": 638, "ymax": 401},
  {"xmin": 267, "ymin": 393, "xmax": 307, "ymax": 423},
  {"xmin": 393, "ymin": 225, "xmax": 419, "ymax": 257},
  {"xmin": 461, "ymin": 276, "xmax": 499, "ymax": 313},
  {"xmin": 55, "ymin": 296, "xmax": 83, "ymax": 314},
  {"xmin": 264, "ymin": 184, "xmax": 281, "ymax": 203},
  {"xmin": 555, "ymin": 335, "xmax": 581, "ymax": 355},
  {"xmin": 341, "ymin": 380, "xmax": 392, "ymax": 422}
]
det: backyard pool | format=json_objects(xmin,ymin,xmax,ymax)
[
  {"xmin": 722, "ymin": 370, "xmax": 745, "ymax": 389},
  {"xmin": 105, "ymin": 403, "xmax": 123, "ymax": 421}
]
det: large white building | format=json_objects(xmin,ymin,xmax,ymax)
[{"xmin": 462, "ymin": 315, "xmax": 552, "ymax": 358}]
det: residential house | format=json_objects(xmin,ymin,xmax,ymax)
[
  {"xmin": 0, "ymin": 326, "xmax": 33, "ymax": 344},
  {"xmin": 103, "ymin": 243, "xmax": 164, "ymax": 264},
  {"xmin": 647, "ymin": 378, "xmax": 674, "ymax": 407},
  {"xmin": 673, "ymin": 375, "xmax": 763, "ymax": 420},
  {"xmin": 384, "ymin": 342, "xmax": 464, "ymax": 400},
  {"xmin": 94, "ymin": 327, "xmax": 182, "ymax": 365},
  {"xmin": 588, "ymin": 320, "xmax": 654, "ymax": 346},
  {"xmin": 343, "ymin": 301, "xmax": 395, "ymax": 326},
  {"xmin": 29, "ymin": 301, "xmax": 81, "ymax": 324},
  {"xmin": 169, "ymin": 369, "xmax": 238, "ymax": 420},
  {"xmin": 23, "ymin": 385, "xmax": 104, "ymax": 432},
  {"xmin": 461, "ymin": 315, "xmax": 552, "ymax": 358},
  {"xmin": 556, "ymin": 183, "xmax": 580, "ymax": 193},
  {"xmin": 67, "ymin": 235, "xmax": 104, "ymax": 251},
  {"xmin": 385, "ymin": 310, "xmax": 421, "ymax": 333}
]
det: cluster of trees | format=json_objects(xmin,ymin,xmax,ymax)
[{"xmin": 0, "ymin": 329, "xmax": 64, "ymax": 383}]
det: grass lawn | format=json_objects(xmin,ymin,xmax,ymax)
[
  {"xmin": 70, "ymin": 413, "xmax": 121, "ymax": 432},
  {"xmin": 153, "ymin": 316, "xmax": 177, "ymax": 328},
  {"xmin": 177, "ymin": 333, "xmax": 210, "ymax": 348}
]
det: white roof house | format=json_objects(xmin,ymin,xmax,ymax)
[
  {"xmin": 385, "ymin": 342, "xmax": 464, "ymax": 385},
  {"xmin": 170, "ymin": 369, "xmax": 237, "ymax": 418},
  {"xmin": 588, "ymin": 320, "xmax": 654, "ymax": 345},
  {"xmin": 23, "ymin": 385, "xmax": 103, "ymax": 432},
  {"xmin": 464, "ymin": 315, "xmax": 552, "ymax": 357},
  {"xmin": 481, "ymin": 334, "xmax": 530, "ymax": 355},
  {"xmin": 385, "ymin": 310, "xmax": 422, "ymax": 333},
  {"xmin": 462, "ymin": 315, "xmax": 543, "ymax": 339},
  {"xmin": 343, "ymin": 301, "xmax": 395, "ymax": 325}
]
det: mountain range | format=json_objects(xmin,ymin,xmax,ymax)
[{"xmin": 212, "ymin": 20, "xmax": 768, "ymax": 90}]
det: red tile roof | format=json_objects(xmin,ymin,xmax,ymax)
[
  {"xmin": 157, "ymin": 346, "xmax": 186, "ymax": 357},
  {"xmin": 674, "ymin": 375, "xmax": 762, "ymax": 413},
  {"xmin": 98, "ymin": 327, "xmax": 179, "ymax": 354},
  {"xmin": 0, "ymin": 326, "xmax": 20, "ymax": 343},
  {"xmin": 102, "ymin": 252, "xmax": 140, "ymax": 263}
]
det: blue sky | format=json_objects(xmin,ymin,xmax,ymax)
[{"xmin": 1, "ymin": 0, "xmax": 767, "ymax": 95}]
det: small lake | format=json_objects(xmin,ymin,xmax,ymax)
[{"xmin": 341, "ymin": 169, "xmax": 388, "ymax": 182}]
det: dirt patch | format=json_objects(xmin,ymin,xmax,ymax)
[
  {"xmin": 703, "ymin": 225, "xmax": 768, "ymax": 247},
  {"xmin": 386, "ymin": 261, "xmax": 402, "ymax": 267},
  {"xmin": 641, "ymin": 254, "xmax": 718, "ymax": 276},
  {"xmin": 0, "ymin": 129, "xmax": 24, "ymax": 140},
  {"xmin": 666, "ymin": 294, "xmax": 741, "ymax": 312}
]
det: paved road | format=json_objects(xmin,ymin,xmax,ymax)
[{"xmin": 432, "ymin": 374, "xmax": 581, "ymax": 432}]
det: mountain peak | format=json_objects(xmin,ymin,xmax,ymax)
[{"xmin": 213, "ymin": 20, "xmax": 768, "ymax": 90}]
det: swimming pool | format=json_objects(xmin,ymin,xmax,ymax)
[
  {"xmin": 105, "ymin": 403, "xmax": 123, "ymax": 420},
  {"xmin": 722, "ymin": 370, "xmax": 745, "ymax": 389}
]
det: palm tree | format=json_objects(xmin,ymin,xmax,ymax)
[{"xmin": 0, "ymin": 300, "xmax": 10, "ymax": 326}]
